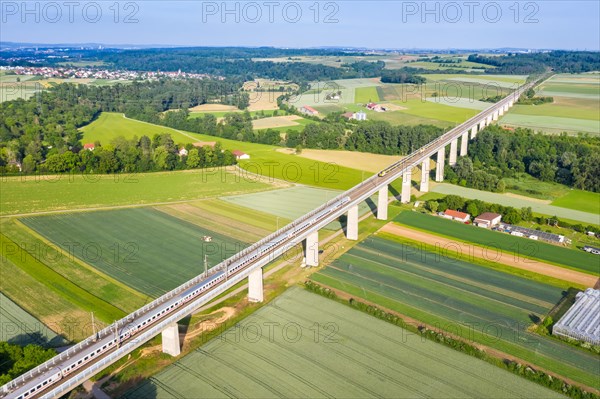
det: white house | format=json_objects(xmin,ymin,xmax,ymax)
[
  {"xmin": 232, "ymin": 150, "xmax": 250, "ymax": 160},
  {"xmin": 474, "ymin": 212, "xmax": 502, "ymax": 228}
]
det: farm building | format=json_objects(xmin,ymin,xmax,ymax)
[
  {"xmin": 192, "ymin": 142, "xmax": 216, "ymax": 149},
  {"xmin": 232, "ymin": 150, "xmax": 250, "ymax": 160},
  {"xmin": 442, "ymin": 210, "xmax": 470, "ymax": 223},
  {"xmin": 83, "ymin": 143, "xmax": 95, "ymax": 151},
  {"xmin": 474, "ymin": 212, "xmax": 502, "ymax": 228},
  {"xmin": 366, "ymin": 103, "xmax": 386, "ymax": 112},
  {"xmin": 583, "ymin": 246, "xmax": 600, "ymax": 255},
  {"xmin": 342, "ymin": 111, "xmax": 367, "ymax": 121},
  {"xmin": 553, "ymin": 288, "xmax": 600, "ymax": 346},
  {"xmin": 300, "ymin": 105, "xmax": 319, "ymax": 116},
  {"xmin": 178, "ymin": 147, "xmax": 188, "ymax": 156},
  {"xmin": 497, "ymin": 224, "xmax": 568, "ymax": 245}
]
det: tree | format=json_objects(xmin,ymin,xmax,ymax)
[
  {"xmin": 503, "ymin": 208, "xmax": 522, "ymax": 224},
  {"xmin": 426, "ymin": 201, "xmax": 439, "ymax": 213},
  {"xmin": 466, "ymin": 202, "xmax": 479, "ymax": 217},
  {"xmin": 186, "ymin": 148, "xmax": 200, "ymax": 168}
]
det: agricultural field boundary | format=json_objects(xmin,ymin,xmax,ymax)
[{"xmin": 378, "ymin": 224, "xmax": 595, "ymax": 289}]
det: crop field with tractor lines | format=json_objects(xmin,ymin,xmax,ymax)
[
  {"xmin": 311, "ymin": 236, "xmax": 600, "ymax": 389},
  {"xmin": 122, "ymin": 288, "xmax": 564, "ymax": 399}
]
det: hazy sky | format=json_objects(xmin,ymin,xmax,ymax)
[{"xmin": 2, "ymin": 1, "xmax": 599, "ymax": 49}]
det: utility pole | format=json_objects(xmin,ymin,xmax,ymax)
[{"xmin": 204, "ymin": 254, "xmax": 208, "ymax": 278}]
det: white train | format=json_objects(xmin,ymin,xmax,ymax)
[{"xmin": 7, "ymin": 196, "xmax": 351, "ymax": 399}]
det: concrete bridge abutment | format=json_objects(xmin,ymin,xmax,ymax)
[
  {"xmin": 401, "ymin": 170, "xmax": 412, "ymax": 203},
  {"xmin": 377, "ymin": 185, "xmax": 388, "ymax": 220},
  {"xmin": 346, "ymin": 205, "xmax": 359, "ymax": 240},
  {"xmin": 248, "ymin": 267, "xmax": 264, "ymax": 302},
  {"xmin": 420, "ymin": 158, "xmax": 430, "ymax": 192},
  {"xmin": 161, "ymin": 323, "xmax": 181, "ymax": 357},
  {"xmin": 435, "ymin": 148, "xmax": 445, "ymax": 182},
  {"xmin": 303, "ymin": 230, "xmax": 319, "ymax": 267}
]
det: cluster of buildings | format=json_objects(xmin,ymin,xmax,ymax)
[
  {"xmin": 1, "ymin": 66, "xmax": 220, "ymax": 81},
  {"xmin": 439, "ymin": 209, "xmax": 570, "ymax": 245},
  {"xmin": 366, "ymin": 102, "xmax": 387, "ymax": 112},
  {"xmin": 178, "ymin": 142, "xmax": 250, "ymax": 160},
  {"xmin": 342, "ymin": 111, "xmax": 367, "ymax": 121}
]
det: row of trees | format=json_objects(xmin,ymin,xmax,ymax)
[
  {"xmin": 424, "ymin": 194, "xmax": 534, "ymax": 225},
  {"xmin": 467, "ymin": 126, "xmax": 600, "ymax": 192},
  {"xmin": 14, "ymin": 133, "xmax": 235, "ymax": 174},
  {"xmin": 0, "ymin": 343, "xmax": 56, "ymax": 386},
  {"xmin": 101, "ymin": 48, "xmax": 386, "ymax": 82},
  {"xmin": 0, "ymin": 79, "xmax": 241, "ymax": 172},
  {"xmin": 468, "ymin": 51, "xmax": 600, "ymax": 74}
]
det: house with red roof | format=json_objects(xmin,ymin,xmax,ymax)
[
  {"xmin": 442, "ymin": 209, "xmax": 471, "ymax": 223},
  {"xmin": 83, "ymin": 143, "xmax": 95, "ymax": 151},
  {"xmin": 300, "ymin": 105, "xmax": 319, "ymax": 116},
  {"xmin": 232, "ymin": 150, "xmax": 250, "ymax": 160}
]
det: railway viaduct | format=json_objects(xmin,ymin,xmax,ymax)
[{"xmin": 2, "ymin": 80, "xmax": 535, "ymax": 399}]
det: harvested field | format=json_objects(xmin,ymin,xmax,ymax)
[
  {"xmin": 277, "ymin": 148, "xmax": 402, "ymax": 173},
  {"xmin": 189, "ymin": 104, "xmax": 239, "ymax": 112},
  {"xmin": 252, "ymin": 115, "xmax": 303, "ymax": 129}
]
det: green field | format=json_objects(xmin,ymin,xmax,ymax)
[
  {"xmin": 188, "ymin": 109, "xmax": 288, "ymax": 119},
  {"xmin": 431, "ymin": 183, "xmax": 600, "ymax": 225},
  {"xmin": 551, "ymin": 190, "xmax": 600, "ymax": 215},
  {"xmin": 221, "ymin": 186, "xmax": 376, "ymax": 230},
  {"xmin": 20, "ymin": 208, "xmax": 248, "ymax": 298},
  {"xmin": 394, "ymin": 212, "xmax": 600, "ymax": 275},
  {"xmin": 76, "ymin": 112, "xmax": 367, "ymax": 190},
  {"xmin": 0, "ymin": 169, "xmax": 272, "ymax": 216},
  {"xmin": 499, "ymin": 114, "xmax": 599, "ymax": 135},
  {"xmin": 0, "ymin": 293, "xmax": 67, "ymax": 347},
  {"xmin": 312, "ymin": 236, "xmax": 600, "ymax": 389},
  {"xmin": 388, "ymin": 98, "xmax": 479, "ymax": 124},
  {"xmin": 355, "ymin": 86, "xmax": 380, "ymax": 103},
  {"xmin": 123, "ymin": 287, "xmax": 564, "ymax": 399},
  {"xmin": 81, "ymin": 113, "xmax": 193, "ymax": 144}
]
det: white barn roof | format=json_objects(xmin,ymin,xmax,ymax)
[{"xmin": 553, "ymin": 288, "xmax": 600, "ymax": 345}]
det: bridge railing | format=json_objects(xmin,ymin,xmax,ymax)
[{"xmin": 1, "ymin": 79, "xmax": 538, "ymax": 397}]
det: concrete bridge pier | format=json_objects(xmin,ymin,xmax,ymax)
[
  {"xmin": 492, "ymin": 110, "xmax": 499, "ymax": 121},
  {"xmin": 470, "ymin": 124, "xmax": 478, "ymax": 139},
  {"xmin": 346, "ymin": 205, "xmax": 358, "ymax": 240},
  {"xmin": 248, "ymin": 267, "xmax": 264, "ymax": 302},
  {"xmin": 435, "ymin": 148, "xmax": 445, "ymax": 182},
  {"xmin": 449, "ymin": 139, "xmax": 458, "ymax": 166},
  {"xmin": 504, "ymin": 103, "xmax": 509, "ymax": 112},
  {"xmin": 401, "ymin": 170, "xmax": 412, "ymax": 203},
  {"xmin": 303, "ymin": 230, "xmax": 319, "ymax": 267},
  {"xmin": 460, "ymin": 131, "xmax": 469, "ymax": 157},
  {"xmin": 420, "ymin": 158, "xmax": 430, "ymax": 192},
  {"xmin": 161, "ymin": 323, "xmax": 181, "ymax": 357},
  {"xmin": 377, "ymin": 185, "xmax": 388, "ymax": 220},
  {"xmin": 509, "ymin": 100, "xmax": 514, "ymax": 107},
  {"xmin": 498, "ymin": 107, "xmax": 504, "ymax": 116},
  {"xmin": 486, "ymin": 114, "xmax": 493, "ymax": 125}
]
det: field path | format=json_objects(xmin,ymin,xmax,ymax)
[{"xmin": 381, "ymin": 223, "xmax": 597, "ymax": 287}]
